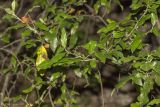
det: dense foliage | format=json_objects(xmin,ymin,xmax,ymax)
[{"xmin": 1, "ymin": 0, "xmax": 160, "ymax": 107}]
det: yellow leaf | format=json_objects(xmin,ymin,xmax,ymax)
[{"xmin": 36, "ymin": 45, "xmax": 48, "ymax": 68}]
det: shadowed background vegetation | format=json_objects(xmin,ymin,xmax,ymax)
[{"xmin": 0, "ymin": 0, "xmax": 160, "ymax": 107}]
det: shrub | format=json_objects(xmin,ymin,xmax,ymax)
[{"xmin": 1, "ymin": 0, "xmax": 160, "ymax": 107}]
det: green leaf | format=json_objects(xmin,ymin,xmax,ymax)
[
  {"xmin": 37, "ymin": 60, "xmax": 51, "ymax": 71},
  {"xmin": 93, "ymin": 1, "xmax": 100, "ymax": 13},
  {"xmin": 56, "ymin": 47, "xmax": 65, "ymax": 54},
  {"xmin": 35, "ymin": 21, "xmax": 48, "ymax": 31},
  {"xmin": 11, "ymin": 0, "xmax": 16, "ymax": 12},
  {"xmin": 71, "ymin": 23, "xmax": 78, "ymax": 35},
  {"xmin": 153, "ymin": 48, "xmax": 160, "ymax": 57},
  {"xmin": 130, "ymin": 0, "xmax": 142, "ymax": 10},
  {"xmin": 137, "ymin": 92, "xmax": 149, "ymax": 104},
  {"xmin": 1, "ymin": 34, "xmax": 10, "ymax": 43},
  {"xmin": 147, "ymin": 99, "xmax": 160, "ymax": 106},
  {"xmin": 56, "ymin": 58, "xmax": 81, "ymax": 66},
  {"xmin": 35, "ymin": 76, "xmax": 44, "ymax": 85},
  {"xmin": 112, "ymin": 50, "xmax": 124, "ymax": 58},
  {"xmin": 22, "ymin": 39, "xmax": 36, "ymax": 48},
  {"xmin": 5, "ymin": 8, "xmax": 14, "ymax": 15},
  {"xmin": 131, "ymin": 36, "xmax": 141, "ymax": 52},
  {"xmin": 98, "ymin": 21, "xmax": 117, "ymax": 33},
  {"xmin": 113, "ymin": 31, "xmax": 124, "ymax": 38},
  {"xmin": 21, "ymin": 30, "xmax": 31, "ymax": 38},
  {"xmin": 95, "ymin": 50, "xmax": 107, "ymax": 63},
  {"xmin": 44, "ymin": 31, "xmax": 58, "ymax": 53},
  {"xmin": 37, "ymin": 52, "xmax": 66, "ymax": 70},
  {"xmin": 61, "ymin": 28, "xmax": 67, "ymax": 48},
  {"xmin": 156, "ymin": 0, "xmax": 160, "ymax": 4},
  {"xmin": 11, "ymin": 56, "xmax": 17, "ymax": 68},
  {"xmin": 138, "ymin": 77, "xmax": 153, "ymax": 104},
  {"xmin": 120, "ymin": 56, "xmax": 137, "ymax": 63},
  {"xmin": 152, "ymin": 26, "xmax": 160, "ymax": 36},
  {"xmin": 133, "ymin": 61, "xmax": 142, "ymax": 68},
  {"xmin": 90, "ymin": 60, "xmax": 97, "ymax": 68},
  {"xmin": 151, "ymin": 13, "xmax": 158, "ymax": 26},
  {"xmin": 115, "ymin": 76, "xmax": 132, "ymax": 89},
  {"xmin": 132, "ymin": 73, "xmax": 143, "ymax": 86},
  {"xmin": 61, "ymin": 84, "xmax": 66, "ymax": 94},
  {"xmin": 22, "ymin": 86, "xmax": 34, "ymax": 93},
  {"xmin": 138, "ymin": 14, "xmax": 150, "ymax": 26},
  {"xmin": 83, "ymin": 40, "xmax": 97, "ymax": 54},
  {"xmin": 69, "ymin": 24, "xmax": 78, "ymax": 49},
  {"xmin": 50, "ymin": 72, "xmax": 61, "ymax": 81},
  {"xmin": 51, "ymin": 52, "xmax": 66, "ymax": 64},
  {"xmin": 155, "ymin": 74, "xmax": 160, "ymax": 86},
  {"xmin": 12, "ymin": 95, "xmax": 22, "ymax": 103},
  {"xmin": 140, "ymin": 62, "xmax": 155, "ymax": 71},
  {"xmin": 50, "ymin": 36, "xmax": 58, "ymax": 53},
  {"xmin": 69, "ymin": 34, "xmax": 78, "ymax": 49},
  {"xmin": 8, "ymin": 24, "xmax": 24, "ymax": 29},
  {"xmin": 131, "ymin": 102, "xmax": 141, "ymax": 107},
  {"xmin": 74, "ymin": 69, "xmax": 82, "ymax": 78}
]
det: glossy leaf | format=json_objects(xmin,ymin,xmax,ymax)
[
  {"xmin": 69, "ymin": 24, "xmax": 78, "ymax": 48},
  {"xmin": 50, "ymin": 36, "xmax": 58, "ymax": 53},
  {"xmin": 61, "ymin": 28, "xmax": 67, "ymax": 48},
  {"xmin": 44, "ymin": 31, "xmax": 58, "ymax": 53},
  {"xmin": 11, "ymin": 0, "xmax": 16, "ymax": 12},
  {"xmin": 151, "ymin": 13, "xmax": 158, "ymax": 26},
  {"xmin": 131, "ymin": 36, "xmax": 141, "ymax": 53}
]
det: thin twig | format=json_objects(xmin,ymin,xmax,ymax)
[
  {"xmin": 81, "ymin": 15, "xmax": 107, "ymax": 26},
  {"xmin": 127, "ymin": 6, "xmax": 148, "ymax": 37},
  {"xmin": 97, "ymin": 70, "xmax": 104, "ymax": 107},
  {"xmin": 16, "ymin": 0, "xmax": 24, "ymax": 15},
  {"xmin": 0, "ymin": 48, "xmax": 22, "ymax": 70},
  {"xmin": 48, "ymin": 87, "xmax": 55, "ymax": 107},
  {"xmin": 83, "ymin": 4, "xmax": 107, "ymax": 26},
  {"xmin": 0, "ymin": 73, "xmax": 10, "ymax": 107},
  {"xmin": 0, "ymin": 39, "xmax": 21, "ymax": 49}
]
